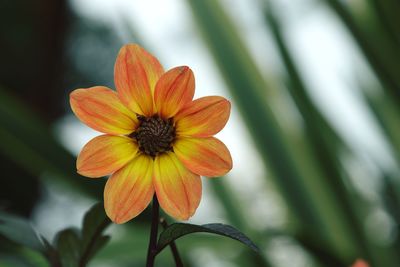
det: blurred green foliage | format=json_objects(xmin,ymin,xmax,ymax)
[{"xmin": 0, "ymin": 0, "xmax": 399, "ymax": 266}]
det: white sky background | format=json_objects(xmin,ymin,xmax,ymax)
[{"xmin": 37, "ymin": 0, "xmax": 397, "ymax": 266}]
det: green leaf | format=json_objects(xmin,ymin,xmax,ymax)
[
  {"xmin": 80, "ymin": 203, "xmax": 111, "ymax": 266},
  {"xmin": 55, "ymin": 229, "xmax": 81, "ymax": 267},
  {"xmin": 81, "ymin": 203, "xmax": 109, "ymax": 249},
  {"xmin": 0, "ymin": 211, "xmax": 44, "ymax": 252},
  {"xmin": 41, "ymin": 238, "xmax": 61, "ymax": 267},
  {"xmin": 52, "ymin": 203, "xmax": 111, "ymax": 267},
  {"xmin": 156, "ymin": 223, "xmax": 259, "ymax": 254},
  {"xmin": 82, "ymin": 235, "xmax": 111, "ymax": 264}
]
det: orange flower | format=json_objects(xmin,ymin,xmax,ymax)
[
  {"xmin": 70, "ymin": 44, "xmax": 232, "ymax": 224},
  {"xmin": 351, "ymin": 259, "xmax": 369, "ymax": 267}
]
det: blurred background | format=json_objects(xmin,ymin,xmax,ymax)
[{"xmin": 1, "ymin": 0, "xmax": 400, "ymax": 266}]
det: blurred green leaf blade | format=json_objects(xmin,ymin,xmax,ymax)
[
  {"xmin": 0, "ymin": 87, "xmax": 104, "ymax": 198},
  {"xmin": 0, "ymin": 211, "xmax": 45, "ymax": 252},
  {"xmin": 263, "ymin": 1, "xmax": 375, "ymax": 262},
  {"xmin": 186, "ymin": 0, "xmax": 322, "ymax": 230},
  {"xmin": 322, "ymin": 0, "xmax": 400, "ymax": 104}
]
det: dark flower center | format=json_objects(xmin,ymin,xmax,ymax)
[{"xmin": 130, "ymin": 115, "xmax": 175, "ymax": 157}]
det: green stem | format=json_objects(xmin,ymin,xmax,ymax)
[
  {"xmin": 160, "ymin": 218, "xmax": 184, "ymax": 267},
  {"xmin": 146, "ymin": 195, "xmax": 159, "ymax": 267}
]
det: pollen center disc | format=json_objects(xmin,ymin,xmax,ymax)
[{"xmin": 130, "ymin": 116, "xmax": 175, "ymax": 157}]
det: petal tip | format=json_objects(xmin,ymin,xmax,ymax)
[
  {"xmin": 105, "ymin": 204, "xmax": 142, "ymax": 224},
  {"xmin": 213, "ymin": 161, "xmax": 233, "ymax": 177},
  {"xmin": 105, "ymin": 208, "xmax": 125, "ymax": 224},
  {"xmin": 171, "ymin": 207, "xmax": 195, "ymax": 221},
  {"xmin": 104, "ymin": 201, "xmax": 128, "ymax": 224},
  {"xmin": 69, "ymin": 90, "xmax": 76, "ymax": 100},
  {"xmin": 223, "ymin": 152, "xmax": 233, "ymax": 172},
  {"xmin": 178, "ymin": 65, "xmax": 191, "ymax": 73},
  {"xmin": 76, "ymin": 161, "xmax": 91, "ymax": 177},
  {"xmin": 69, "ymin": 86, "xmax": 137, "ymax": 135},
  {"xmin": 69, "ymin": 88, "xmax": 81, "ymax": 98},
  {"xmin": 69, "ymin": 89, "xmax": 81, "ymax": 109},
  {"xmin": 114, "ymin": 43, "xmax": 163, "ymax": 116},
  {"xmin": 175, "ymin": 96, "xmax": 231, "ymax": 137},
  {"xmin": 109, "ymin": 215, "xmax": 128, "ymax": 224},
  {"xmin": 103, "ymin": 155, "xmax": 154, "ymax": 225},
  {"xmin": 154, "ymin": 65, "xmax": 195, "ymax": 118},
  {"xmin": 119, "ymin": 43, "xmax": 141, "ymax": 53},
  {"xmin": 174, "ymin": 137, "xmax": 232, "ymax": 177},
  {"xmin": 220, "ymin": 97, "xmax": 231, "ymax": 109},
  {"xmin": 76, "ymin": 168, "xmax": 101, "ymax": 179},
  {"xmin": 176, "ymin": 214, "xmax": 191, "ymax": 221}
]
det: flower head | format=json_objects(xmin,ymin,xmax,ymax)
[
  {"xmin": 351, "ymin": 259, "xmax": 369, "ymax": 267},
  {"xmin": 70, "ymin": 44, "xmax": 232, "ymax": 224}
]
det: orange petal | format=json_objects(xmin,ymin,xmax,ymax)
[
  {"xmin": 70, "ymin": 86, "xmax": 138, "ymax": 135},
  {"xmin": 114, "ymin": 44, "xmax": 164, "ymax": 116},
  {"xmin": 174, "ymin": 137, "xmax": 232, "ymax": 177},
  {"xmin": 154, "ymin": 152, "xmax": 202, "ymax": 220},
  {"xmin": 154, "ymin": 66, "xmax": 195, "ymax": 118},
  {"xmin": 104, "ymin": 154, "xmax": 154, "ymax": 224},
  {"xmin": 77, "ymin": 135, "xmax": 138, "ymax": 178},
  {"xmin": 351, "ymin": 260, "xmax": 369, "ymax": 267},
  {"xmin": 175, "ymin": 96, "xmax": 231, "ymax": 137}
]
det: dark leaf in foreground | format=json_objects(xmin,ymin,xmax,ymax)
[
  {"xmin": 156, "ymin": 223, "xmax": 259, "ymax": 254},
  {"xmin": 42, "ymin": 238, "xmax": 62, "ymax": 267},
  {"xmin": 53, "ymin": 203, "xmax": 111, "ymax": 267},
  {"xmin": 80, "ymin": 203, "xmax": 111, "ymax": 265},
  {"xmin": 55, "ymin": 229, "xmax": 81, "ymax": 267}
]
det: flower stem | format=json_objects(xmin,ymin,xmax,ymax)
[
  {"xmin": 160, "ymin": 218, "xmax": 184, "ymax": 267},
  {"xmin": 146, "ymin": 195, "xmax": 160, "ymax": 267}
]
